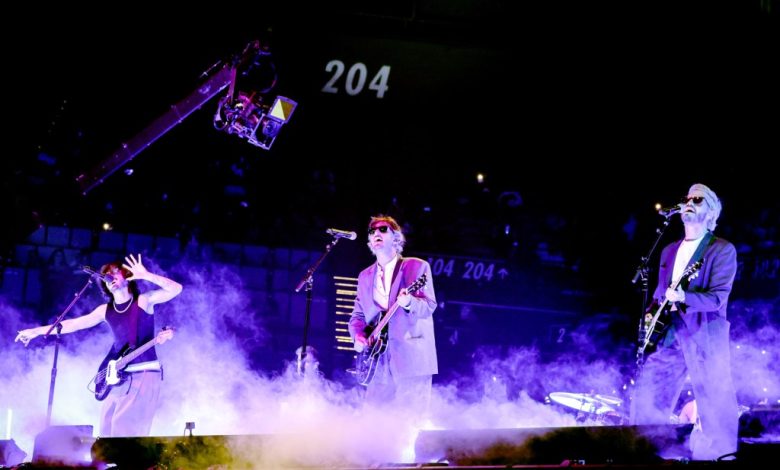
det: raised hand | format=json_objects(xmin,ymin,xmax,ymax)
[{"xmin": 122, "ymin": 253, "xmax": 149, "ymax": 281}]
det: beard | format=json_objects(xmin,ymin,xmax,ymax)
[{"xmin": 681, "ymin": 209, "xmax": 708, "ymax": 226}]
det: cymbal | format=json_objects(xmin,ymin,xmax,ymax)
[
  {"xmin": 592, "ymin": 394, "xmax": 623, "ymax": 407},
  {"xmin": 548, "ymin": 392, "xmax": 619, "ymax": 415}
]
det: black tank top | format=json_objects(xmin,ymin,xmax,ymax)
[{"xmin": 104, "ymin": 297, "xmax": 158, "ymax": 364}]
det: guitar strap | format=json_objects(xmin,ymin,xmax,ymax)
[
  {"xmin": 656, "ymin": 231, "xmax": 714, "ymax": 346},
  {"xmin": 368, "ymin": 256, "xmax": 405, "ymax": 328},
  {"xmin": 678, "ymin": 231, "xmax": 714, "ymax": 290},
  {"xmin": 387, "ymin": 256, "xmax": 405, "ymax": 301}
]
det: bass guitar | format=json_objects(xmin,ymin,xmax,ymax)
[
  {"xmin": 354, "ymin": 274, "xmax": 427, "ymax": 386},
  {"xmin": 637, "ymin": 260, "xmax": 702, "ymax": 363},
  {"xmin": 91, "ymin": 326, "xmax": 174, "ymax": 400}
]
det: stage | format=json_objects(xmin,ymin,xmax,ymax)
[{"xmin": 3, "ymin": 422, "xmax": 777, "ymax": 469}]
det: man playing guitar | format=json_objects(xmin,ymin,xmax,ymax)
[
  {"xmin": 630, "ymin": 184, "xmax": 739, "ymax": 461},
  {"xmin": 349, "ymin": 215, "xmax": 438, "ymax": 419}
]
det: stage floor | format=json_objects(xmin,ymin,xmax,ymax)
[{"xmin": 4, "ymin": 424, "xmax": 777, "ymax": 469}]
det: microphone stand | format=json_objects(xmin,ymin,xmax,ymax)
[
  {"xmin": 627, "ymin": 214, "xmax": 675, "ymax": 424},
  {"xmin": 43, "ymin": 278, "xmax": 93, "ymax": 427},
  {"xmin": 293, "ymin": 237, "xmax": 341, "ymax": 377},
  {"xmin": 631, "ymin": 214, "xmax": 674, "ymax": 343}
]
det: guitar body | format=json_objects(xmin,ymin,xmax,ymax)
[
  {"xmin": 354, "ymin": 321, "xmax": 389, "ymax": 386},
  {"xmin": 637, "ymin": 305, "xmax": 672, "ymax": 361},
  {"xmin": 636, "ymin": 260, "xmax": 703, "ymax": 364},
  {"xmin": 353, "ymin": 274, "xmax": 428, "ymax": 386},
  {"xmin": 90, "ymin": 327, "xmax": 174, "ymax": 401},
  {"xmin": 94, "ymin": 348, "xmax": 129, "ymax": 401}
]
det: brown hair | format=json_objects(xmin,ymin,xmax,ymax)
[
  {"xmin": 99, "ymin": 261, "xmax": 140, "ymax": 298},
  {"xmin": 367, "ymin": 214, "xmax": 406, "ymax": 254}
]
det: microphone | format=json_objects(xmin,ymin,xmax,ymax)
[
  {"xmin": 658, "ymin": 204, "xmax": 683, "ymax": 217},
  {"xmin": 326, "ymin": 228, "xmax": 357, "ymax": 240},
  {"xmin": 81, "ymin": 266, "xmax": 113, "ymax": 283}
]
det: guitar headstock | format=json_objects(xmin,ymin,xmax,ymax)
[
  {"xmin": 407, "ymin": 274, "xmax": 427, "ymax": 294},
  {"xmin": 684, "ymin": 259, "xmax": 704, "ymax": 282},
  {"xmin": 156, "ymin": 326, "xmax": 175, "ymax": 345}
]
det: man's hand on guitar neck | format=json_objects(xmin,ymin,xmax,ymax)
[
  {"xmin": 397, "ymin": 288, "xmax": 412, "ymax": 311},
  {"xmin": 665, "ymin": 286, "xmax": 686, "ymax": 304},
  {"xmin": 353, "ymin": 334, "xmax": 368, "ymax": 352}
]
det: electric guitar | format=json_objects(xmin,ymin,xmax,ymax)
[
  {"xmin": 91, "ymin": 326, "xmax": 174, "ymax": 401},
  {"xmin": 636, "ymin": 260, "xmax": 703, "ymax": 363},
  {"xmin": 354, "ymin": 274, "xmax": 427, "ymax": 386}
]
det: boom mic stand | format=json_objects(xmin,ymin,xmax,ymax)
[
  {"xmin": 43, "ymin": 278, "xmax": 94, "ymax": 426},
  {"xmin": 293, "ymin": 236, "xmax": 342, "ymax": 376},
  {"xmin": 627, "ymin": 213, "xmax": 675, "ymax": 423},
  {"xmin": 631, "ymin": 214, "xmax": 674, "ymax": 358}
]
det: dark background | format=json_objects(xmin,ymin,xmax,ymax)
[{"xmin": 3, "ymin": 1, "xmax": 778, "ymax": 379}]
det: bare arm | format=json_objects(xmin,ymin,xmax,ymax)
[
  {"xmin": 15, "ymin": 304, "xmax": 107, "ymax": 347},
  {"xmin": 124, "ymin": 253, "xmax": 183, "ymax": 312}
]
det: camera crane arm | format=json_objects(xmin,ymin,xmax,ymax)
[{"xmin": 75, "ymin": 41, "xmax": 264, "ymax": 195}]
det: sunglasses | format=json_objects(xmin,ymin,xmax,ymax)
[
  {"xmin": 681, "ymin": 196, "xmax": 705, "ymax": 205},
  {"xmin": 368, "ymin": 226, "xmax": 391, "ymax": 235}
]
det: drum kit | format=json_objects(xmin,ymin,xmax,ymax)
[{"xmin": 547, "ymin": 392, "xmax": 628, "ymax": 425}]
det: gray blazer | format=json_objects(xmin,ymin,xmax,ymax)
[{"xmin": 349, "ymin": 256, "xmax": 438, "ymax": 378}]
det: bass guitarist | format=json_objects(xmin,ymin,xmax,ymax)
[
  {"xmin": 349, "ymin": 215, "xmax": 438, "ymax": 419},
  {"xmin": 630, "ymin": 184, "xmax": 739, "ymax": 461},
  {"xmin": 16, "ymin": 254, "xmax": 182, "ymax": 437}
]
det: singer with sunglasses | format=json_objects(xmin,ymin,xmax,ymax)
[
  {"xmin": 15, "ymin": 254, "xmax": 183, "ymax": 437},
  {"xmin": 348, "ymin": 215, "xmax": 438, "ymax": 421},
  {"xmin": 631, "ymin": 184, "xmax": 739, "ymax": 461}
]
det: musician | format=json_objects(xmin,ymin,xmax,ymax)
[
  {"xmin": 631, "ymin": 184, "xmax": 739, "ymax": 460},
  {"xmin": 15, "ymin": 254, "xmax": 182, "ymax": 437},
  {"xmin": 348, "ymin": 215, "xmax": 438, "ymax": 417}
]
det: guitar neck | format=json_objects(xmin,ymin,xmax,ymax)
[
  {"xmin": 640, "ymin": 263, "xmax": 701, "ymax": 356},
  {"xmin": 116, "ymin": 338, "xmax": 158, "ymax": 369},
  {"xmin": 649, "ymin": 298, "xmax": 670, "ymax": 322},
  {"xmin": 369, "ymin": 302, "xmax": 402, "ymax": 340},
  {"xmin": 366, "ymin": 275, "xmax": 426, "ymax": 341},
  {"xmin": 644, "ymin": 275, "xmax": 685, "ymax": 339},
  {"xmin": 670, "ymin": 272, "xmax": 686, "ymax": 291},
  {"xmin": 655, "ymin": 272, "xmax": 687, "ymax": 314}
]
